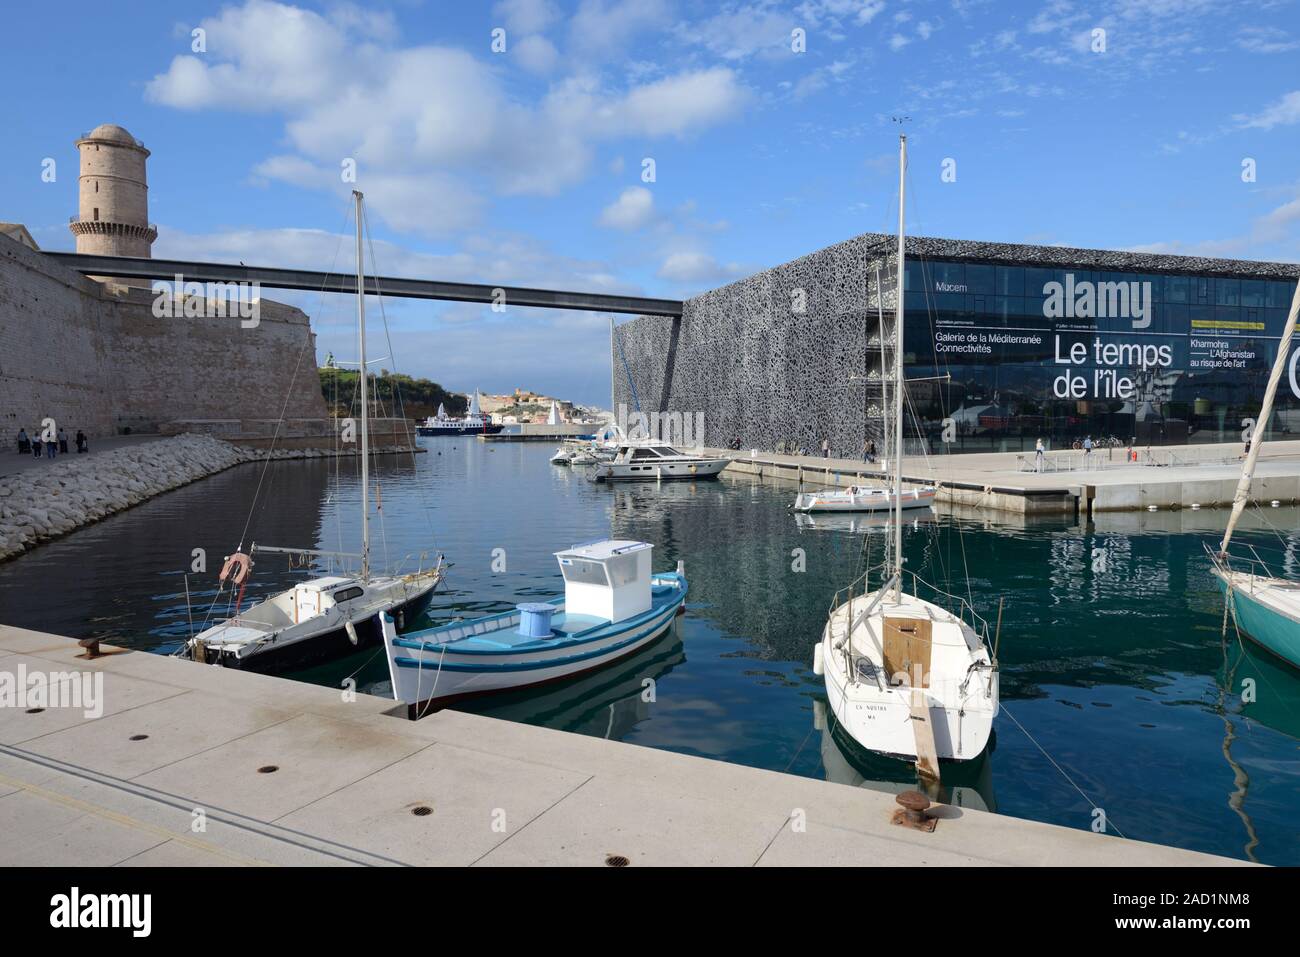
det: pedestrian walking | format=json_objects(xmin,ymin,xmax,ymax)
[
  {"xmin": 1083, "ymin": 435, "xmax": 1093, "ymax": 458},
  {"xmin": 1035, "ymin": 437, "xmax": 1045, "ymax": 472}
]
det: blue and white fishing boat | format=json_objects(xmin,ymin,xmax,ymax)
[
  {"xmin": 381, "ymin": 540, "xmax": 687, "ymax": 716},
  {"xmin": 1212, "ymin": 274, "xmax": 1300, "ymax": 669}
]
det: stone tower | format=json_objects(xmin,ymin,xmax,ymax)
[{"xmin": 69, "ymin": 124, "xmax": 157, "ymax": 264}]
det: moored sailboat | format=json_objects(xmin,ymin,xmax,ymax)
[
  {"xmin": 186, "ymin": 190, "xmax": 443, "ymax": 672},
  {"xmin": 1211, "ymin": 275, "xmax": 1300, "ymax": 669},
  {"xmin": 813, "ymin": 134, "xmax": 998, "ymax": 769}
]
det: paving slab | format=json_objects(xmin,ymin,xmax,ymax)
[
  {"xmin": 477, "ymin": 775, "xmax": 793, "ymax": 867},
  {"xmin": 0, "ymin": 789, "xmax": 167, "ymax": 866},
  {"xmin": 132, "ymin": 712, "xmax": 429, "ymax": 821},
  {"xmin": 0, "ymin": 657, "xmax": 187, "ymax": 745},
  {"xmin": 23, "ymin": 689, "xmax": 295, "ymax": 779},
  {"xmin": 277, "ymin": 741, "xmax": 591, "ymax": 865}
]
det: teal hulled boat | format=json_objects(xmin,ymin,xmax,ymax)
[{"xmin": 1213, "ymin": 273, "xmax": 1300, "ymax": 670}]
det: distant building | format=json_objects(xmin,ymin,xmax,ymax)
[
  {"xmin": 0, "ymin": 123, "xmax": 326, "ymax": 447},
  {"xmin": 615, "ymin": 233, "xmax": 1300, "ymax": 455}
]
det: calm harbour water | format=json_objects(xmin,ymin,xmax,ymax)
[{"xmin": 2, "ymin": 439, "xmax": 1299, "ymax": 864}]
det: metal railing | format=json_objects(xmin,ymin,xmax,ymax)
[{"xmin": 827, "ymin": 567, "xmax": 991, "ymax": 644}]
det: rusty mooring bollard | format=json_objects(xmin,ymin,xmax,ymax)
[
  {"xmin": 892, "ymin": 790, "xmax": 937, "ymax": 832},
  {"xmin": 76, "ymin": 637, "xmax": 101, "ymax": 659}
]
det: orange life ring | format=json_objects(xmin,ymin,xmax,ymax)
[{"xmin": 219, "ymin": 551, "xmax": 253, "ymax": 586}]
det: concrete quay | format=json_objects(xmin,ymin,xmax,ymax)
[
  {"xmin": 0, "ymin": 625, "xmax": 1241, "ymax": 866},
  {"xmin": 716, "ymin": 439, "xmax": 1300, "ymax": 516}
]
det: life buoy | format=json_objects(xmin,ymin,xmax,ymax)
[
  {"xmin": 219, "ymin": 552, "xmax": 253, "ymax": 585},
  {"xmin": 219, "ymin": 551, "xmax": 254, "ymax": 615}
]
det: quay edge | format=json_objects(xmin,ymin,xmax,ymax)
[{"xmin": 0, "ymin": 624, "xmax": 1249, "ymax": 867}]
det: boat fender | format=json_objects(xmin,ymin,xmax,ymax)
[
  {"xmin": 812, "ymin": 643, "xmax": 824, "ymax": 676},
  {"xmin": 345, "ymin": 620, "xmax": 359, "ymax": 646},
  {"xmin": 397, "ymin": 610, "xmax": 405, "ymax": 630}
]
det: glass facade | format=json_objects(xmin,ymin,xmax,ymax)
[{"xmin": 899, "ymin": 258, "xmax": 1299, "ymax": 453}]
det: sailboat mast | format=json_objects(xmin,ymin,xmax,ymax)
[
  {"xmin": 1220, "ymin": 278, "xmax": 1300, "ymax": 555},
  {"xmin": 609, "ymin": 315, "xmax": 617, "ymax": 428},
  {"xmin": 893, "ymin": 133, "xmax": 906, "ymax": 599},
  {"xmin": 354, "ymin": 189, "xmax": 370, "ymax": 581}
]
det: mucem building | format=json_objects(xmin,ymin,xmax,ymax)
[{"xmin": 612, "ymin": 235, "xmax": 1300, "ymax": 457}]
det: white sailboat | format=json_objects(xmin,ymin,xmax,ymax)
[
  {"xmin": 793, "ymin": 484, "xmax": 935, "ymax": 513},
  {"xmin": 186, "ymin": 190, "xmax": 443, "ymax": 672},
  {"xmin": 813, "ymin": 134, "xmax": 998, "ymax": 770},
  {"xmin": 1211, "ymin": 276, "xmax": 1300, "ymax": 670}
]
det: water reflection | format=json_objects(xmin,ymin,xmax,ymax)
[{"xmin": 814, "ymin": 700, "xmax": 998, "ymax": 812}]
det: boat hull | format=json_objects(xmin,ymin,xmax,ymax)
[
  {"xmin": 1216, "ymin": 571, "xmax": 1300, "ymax": 671},
  {"xmin": 586, "ymin": 459, "xmax": 728, "ymax": 482},
  {"xmin": 195, "ymin": 580, "xmax": 438, "ymax": 674},
  {"xmin": 384, "ymin": 575, "xmax": 688, "ymax": 714},
  {"xmin": 416, "ymin": 424, "xmax": 504, "ymax": 436},
  {"xmin": 794, "ymin": 487, "xmax": 936, "ymax": 513},
  {"xmin": 818, "ymin": 592, "xmax": 997, "ymax": 762}
]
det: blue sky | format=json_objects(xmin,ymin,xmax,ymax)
[{"xmin": 4, "ymin": 0, "xmax": 1299, "ymax": 405}]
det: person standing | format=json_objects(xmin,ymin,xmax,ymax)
[
  {"xmin": 1083, "ymin": 435, "xmax": 1093, "ymax": 459},
  {"xmin": 76, "ymin": 430, "xmax": 88, "ymax": 453},
  {"xmin": 32, "ymin": 435, "xmax": 42, "ymax": 459},
  {"xmin": 16, "ymin": 428, "xmax": 29, "ymax": 455},
  {"xmin": 46, "ymin": 433, "xmax": 57, "ymax": 458},
  {"xmin": 822, "ymin": 437, "xmax": 830, "ymax": 459},
  {"xmin": 1035, "ymin": 437, "xmax": 1045, "ymax": 472},
  {"xmin": 58, "ymin": 427, "xmax": 69, "ymax": 454},
  {"xmin": 865, "ymin": 439, "xmax": 877, "ymax": 464}
]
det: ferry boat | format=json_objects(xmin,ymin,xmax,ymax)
[
  {"xmin": 416, "ymin": 392, "xmax": 503, "ymax": 436},
  {"xmin": 583, "ymin": 441, "xmax": 729, "ymax": 482},
  {"xmin": 381, "ymin": 539, "xmax": 687, "ymax": 715}
]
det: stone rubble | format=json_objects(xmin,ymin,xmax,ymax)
[{"xmin": 0, "ymin": 434, "xmax": 419, "ymax": 562}]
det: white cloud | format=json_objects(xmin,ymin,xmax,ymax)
[
  {"xmin": 144, "ymin": 1, "xmax": 749, "ymax": 236},
  {"xmin": 599, "ymin": 187, "xmax": 656, "ymax": 230},
  {"xmin": 1254, "ymin": 195, "xmax": 1300, "ymax": 242},
  {"xmin": 1236, "ymin": 26, "xmax": 1300, "ymax": 54},
  {"xmin": 514, "ymin": 34, "xmax": 560, "ymax": 73},
  {"xmin": 1235, "ymin": 91, "xmax": 1300, "ymax": 131},
  {"xmin": 889, "ymin": 34, "xmax": 911, "ymax": 51},
  {"xmin": 614, "ymin": 68, "xmax": 752, "ymax": 136},
  {"xmin": 493, "ymin": 0, "xmax": 561, "ymax": 35},
  {"xmin": 676, "ymin": 7, "xmax": 798, "ymax": 61},
  {"xmin": 657, "ymin": 251, "xmax": 745, "ymax": 283},
  {"xmin": 569, "ymin": 0, "xmax": 672, "ymax": 57}
]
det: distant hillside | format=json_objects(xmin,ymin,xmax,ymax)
[{"xmin": 319, "ymin": 368, "xmax": 467, "ymax": 421}]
